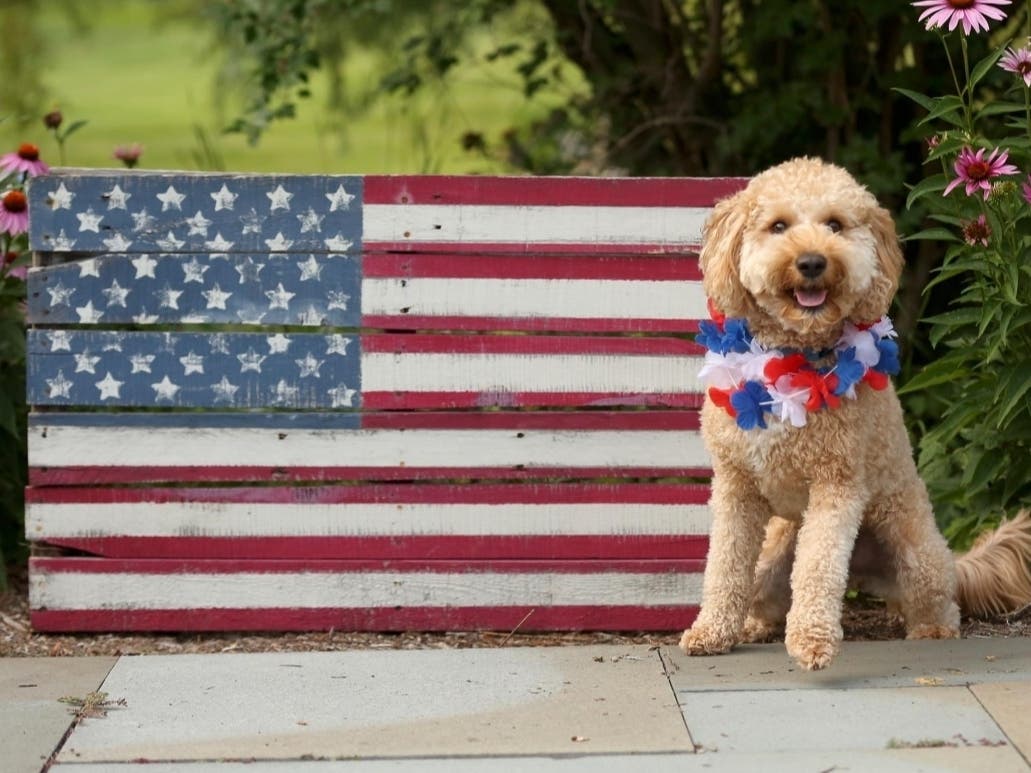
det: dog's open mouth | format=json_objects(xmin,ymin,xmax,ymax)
[{"xmin": 793, "ymin": 287, "xmax": 828, "ymax": 311}]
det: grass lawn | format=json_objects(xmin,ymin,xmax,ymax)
[{"xmin": 0, "ymin": 1, "xmax": 575, "ymax": 175}]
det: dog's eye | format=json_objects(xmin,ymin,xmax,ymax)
[
  {"xmin": 769, "ymin": 220, "xmax": 788, "ymax": 234},
  {"xmin": 826, "ymin": 219, "xmax": 843, "ymax": 233}
]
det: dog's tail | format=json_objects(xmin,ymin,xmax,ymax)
[{"xmin": 954, "ymin": 510, "xmax": 1031, "ymax": 617}]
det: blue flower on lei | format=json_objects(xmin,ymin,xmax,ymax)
[{"xmin": 730, "ymin": 380, "xmax": 772, "ymax": 430}]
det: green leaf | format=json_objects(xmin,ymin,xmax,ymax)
[
  {"xmin": 897, "ymin": 352, "xmax": 971, "ymax": 394},
  {"xmin": 968, "ymin": 48, "xmax": 1005, "ymax": 93},
  {"xmin": 921, "ymin": 307, "xmax": 983, "ymax": 328},
  {"xmin": 906, "ymin": 174, "xmax": 949, "ymax": 210},
  {"xmin": 977, "ymin": 101, "xmax": 1027, "ymax": 117},
  {"xmin": 993, "ymin": 363, "xmax": 1031, "ymax": 428},
  {"xmin": 902, "ymin": 227, "xmax": 959, "ymax": 243},
  {"xmin": 893, "ymin": 87, "xmax": 935, "ymax": 112},
  {"xmin": 918, "ymin": 95, "xmax": 965, "ymax": 127}
]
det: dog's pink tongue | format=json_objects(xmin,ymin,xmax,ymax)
[{"xmin": 795, "ymin": 288, "xmax": 827, "ymax": 308}]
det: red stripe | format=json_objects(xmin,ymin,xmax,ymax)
[
  {"xmin": 362, "ymin": 391, "xmax": 704, "ymax": 410},
  {"xmin": 364, "ymin": 241, "xmax": 700, "ymax": 255},
  {"xmin": 363, "ymin": 333, "xmax": 702, "ymax": 356},
  {"xmin": 363, "ymin": 253, "xmax": 701, "ymax": 280},
  {"xmin": 363, "ymin": 175, "xmax": 747, "ymax": 207},
  {"xmin": 28, "ymin": 482, "xmax": 709, "ymax": 505},
  {"xmin": 35, "ymin": 535, "xmax": 710, "ymax": 561},
  {"xmin": 358, "ymin": 410, "xmax": 701, "ymax": 430},
  {"xmin": 30, "ymin": 605, "xmax": 699, "ymax": 632},
  {"xmin": 30, "ymin": 464, "xmax": 713, "ymax": 486},
  {"xmin": 363, "ymin": 314, "xmax": 700, "ymax": 334}
]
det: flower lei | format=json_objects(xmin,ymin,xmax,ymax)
[{"xmin": 696, "ymin": 300, "xmax": 901, "ymax": 430}]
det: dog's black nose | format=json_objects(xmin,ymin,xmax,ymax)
[{"xmin": 796, "ymin": 252, "xmax": 827, "ymax": 279}]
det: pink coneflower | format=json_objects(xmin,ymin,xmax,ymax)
[
  {"xmin": 912, "ymin": 0, "xmax": 1011, "ymax": 35},
  {"xmin": 962, "ymin": 214, "xmax": 991, "ymax": 246},
  {"xmin": 944, "ymin": 147, "xmax": 1019, "ymax": 199},
  {"xmin": 1021, "ymin": 174, "xmax": 1031, "ymax": 205},
  {"xmin": 113, "ymin": 143, "xmax": 143, "ymax": 169},
  {"xmin": 0, "ymin": 143, "xmax": 50, "ymax": 178},
  {"xmin": 0, "ymin": 190, "xmax": 29, "ymax": 235},
  {"xmin": 1000, "ymin": 45, "xmax": 1031, "ymax": 86}
]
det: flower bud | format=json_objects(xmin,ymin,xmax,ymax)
[{"xmin": 43, "ymin": 110, "xmax": 63, "ymax": 130}]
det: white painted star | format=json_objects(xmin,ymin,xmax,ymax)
[
  {"xmin": 236, "ymin": 308, "xmax": 266, "ymax": 325},
  {"xmin": 131, "ymin": 254, "xmax": 158, "ymax": 279},
  {"xmin": 267, "ymin": 333, "xmax": 291, "ymax": 354},
  {"xmin": 326, "ymin": 290, "xmax": 350, "ymax": 311},
  {"xmin": 298, "ymin": 305, "xmax": 323, "ymax": 326},
  {"xmin": 131, "ymin": 209, "xmax": 157, "ymax": 232},
  {"xmin": 234, "ymin": 257, "xmax": 264, "ymax": 284},
  {"xmin": 210, "ymin": 184, "xmax": 238, "ymax": 212},
  {"xmin": 104, "ymin": 184, "xmax": 131, "ymax": 210},
  {"xmin": 264, "ymin": 232, "xmax": 294, "ymax": 251},
  {"xmin": 48, "ymin": 183, "xmax": 75, "ymax": 210},
  {"xmin": 102, "ymin": 233, "xmax": 133, "ymax": 252},
  {"xmin": 182, "ymin": 257, "xmax": 209, "ymax": 284},
  {"xmin": 46, "ymin": 281, "xmax": 76, "ymax": 307},
  {"xmin": 295, "ymin": 352, "xmax": 324, "ymax": 378},
  {"xmin": 265, "ymin": 282, "xmax": 295, "ymax": 310},
  {"xmin": 48, "ymin": 331, "xmax": 73, "ymax": 352},
  {"xmin": 325, "ymin": 335, "xmax": 352, "ymax": 356},
  {"xmin": 327, "ymin": 384, "xmax": 357, "ymax": 408},
  {"xmin": 76, "ymin": 208, "xmax": 103, "ymax": 233},
  {"xmin": 46, "ymin": 370, "xmax": 74, "ymax": 399},
  {"xmin": 151, "ymin": 375, "xmax": 181, "ymax": 402},
  {"xmin": 73, "ymin": 349, "xmax": 101, "ymax": 374},
  {"xmin": 297, "ymin": 255, "xmax": 323, "ymax": 281},
  {"xmin": 297, "ymin": 207, "xmax": 324, "ymax": 233},
  {"xmin": 211, "ymin": 376, "xmax": 239, "ymax": 403},
  {"xmin": 325, "ymin": 184, "xmax": 355, "ymax": 211},
  {"xmin": 266, "ymin": 184, "xmax": 293, "ymax": 211},
  {"xmin": 156, "ymin": 231, "xmax": 185, "ymax": 251},
  {"xmin": 95, "ymin": 372, "xmax": 124, "ymax": 401},
  {"xmin": 75, "ymin": 300, "xmax": 104, "ymax": 324},
  {"xmin": 50, "ymin": 229, "xmax": 76, "ymax": 251},
  {"xmin": 324, "ymin": 234, "xmax": 353, "ymax": 251},
  {"xmin": 129, "ymin": 353, "xmax": 155, "ymax": 373},
  {"xmin": 132, "ymin": 310, "xmax": 159, "ymax": 324},
  {"xmin": 77, "ymin": 258, "xmax": 100, "ymax": 278},
  {"xmin": 179, "ymin": 351, "xmax": 205, "ymax": 375},
  {"xmin": 101, "ymin": 279, "xmax": 131, "ymax": 308},
  {"xmin": 240, "ymin": 208, "xmax": 264, "ymax": 234},
  {"xmin": 237, "ymin": 348, "xmax": 267, "ymax": 373},
  {"xmin": 159, "ymin": 332, "xmax": 179, "ymax": 353},
  {"xmin": 100, "ymin": 332, "xmax": 124, "ymax": 352},
  {"xmin": 202, "ymin": 283, "xmax": 233, "ymax": 310},
  {"xmin": 155, "ymin": 284, "xmax": 183, "ymax": 310},
  {"xmin": 156, "ymin": 185, "xmax": 186, "ymax": 211},
  {"xmin": 271, "ymin": 379, "xmax": 300, "ymax": 405},
  {"xmin": 185, "ymin": 210, "xmax": 213, "ymax": 236},
  {"xmin": 204, "ymin": 233, "xmax": 234, "ymax": 253},
  {"xmin": 208, "ymin": 334, "xmax": 231, "ymax": 354}
]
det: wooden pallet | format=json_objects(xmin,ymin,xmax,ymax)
[{"xmin": 24, "ymin": 171, "xmax": 744, "ymax": 632}]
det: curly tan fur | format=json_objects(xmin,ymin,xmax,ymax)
[{"xmin": 679, "ymin": 158, "xmax": 1031, "ymax": 670}]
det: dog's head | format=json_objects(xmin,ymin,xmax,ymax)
[{"xmin": 700, "ymin": 157, "xmax": 903, "ymax": 348}]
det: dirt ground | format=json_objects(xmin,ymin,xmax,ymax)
[{"xmin": 2, "ymin": 564, "xmax": 1028, "ymax": 658}]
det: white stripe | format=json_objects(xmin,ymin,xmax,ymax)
[
  {"xmin": 363, "ymin": 204, "xmax": 710, "ymax": 245},
  {"xmin": 30, "ymin": 570, "xmax": 703, "ymax": 610},
  {"xmin": 362, "ymin": 353, "xmax": 704, "ymax": 393},
  {"xmin": 29, "ymin": 426, "xmax": 710, "ymax": 469},
  {"xmin": 362, "ymin": 277, "xmax": 707, "ymax": 320},
  {"xmin": 27, "ymin": 502, "xmax": 712, "ymax": 539}
]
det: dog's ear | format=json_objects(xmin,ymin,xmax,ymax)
[
  {"xmin": 852, "ymin": 205, "xmax": 904, "ymax": 321},
  {"xmin": 700, "ymin": 191, "xmax": 751, "ymax": 317}
]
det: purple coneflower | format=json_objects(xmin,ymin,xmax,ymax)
[
  {"xmin": 962, "ymin": 214, "xmax": 991, "ymax": 246},
  {"xmin": 1021, "ymin": 174, "xmax": 1031, "ymax": 206},
  {"xmin": 912, "ymin": 0, "xmax": 1010, "ymax": 35},
  {"xmin": 1000, "ymin": 45, "xmax": 1031, "ymax": 86},
  {"xmin": 944, "ymin": 147, "xmax": 1018, "ymax": 199},
  {"xmin": 113, "ymin": 144, "xmax": 143, "ymax": 169},
  {"xmin": 0, "ymin": 190, "xmax": 29, "ymax": 235},
  {"xmin": 0, "ymin": 143, "xmax": 49, "ymax": 178}
]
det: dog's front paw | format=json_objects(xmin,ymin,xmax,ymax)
[
  {"xmin": 785, "ymin": 626, "xmax": 841, "ymax": 671},
  {"xmin": 679, "ymin": 623, "xmax": 737, "ymax": 656},
  {"xmin": 742, "ymin": 615, "xmax": 782, "ymax": 643}
]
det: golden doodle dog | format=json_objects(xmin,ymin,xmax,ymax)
[{"xmin": 680, "ymin": 157, "xmax": 1031, "ymax": 671}]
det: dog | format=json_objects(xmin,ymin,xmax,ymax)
[{"xmin": 679, "ymin": 157, "xmax": 1031, "ymax": 671}]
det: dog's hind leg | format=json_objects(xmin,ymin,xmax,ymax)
[
  {"xmin": 865, "ymin": 485, "xmax": 960, "ymax": 639},
  {"xmin": 743, "ymin": 516, "xmax": 797, "ymax": 642},
  {"xmin": 680, "ymin": 461, "xmax": 771, "ymax": 655}
]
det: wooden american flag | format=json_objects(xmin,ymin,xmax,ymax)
[{"xmin": 25, "ymin": 171, "xmax": 745, "ymax": 632}]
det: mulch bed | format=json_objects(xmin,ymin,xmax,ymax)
[{"xmin": 3, "ymin": 563, "xmax": 1028, "ymax": 658}]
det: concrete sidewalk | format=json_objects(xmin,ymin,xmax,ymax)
[{"xmin": 3, "ymin": 638, "xmax": 1029, "ymax": 772}]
